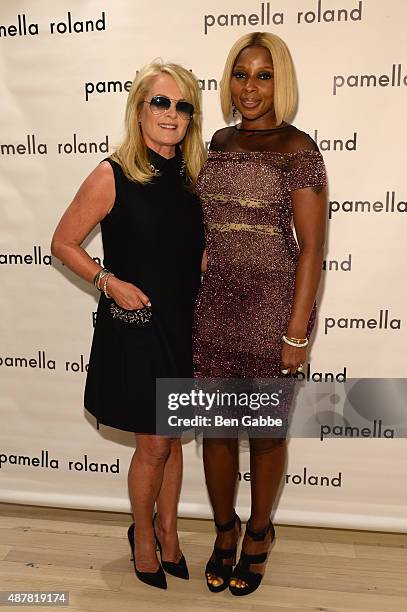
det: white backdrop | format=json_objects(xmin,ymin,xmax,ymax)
[{"xmin": 1, "ymin": 0, "xmax": 406, "ymax": 532}]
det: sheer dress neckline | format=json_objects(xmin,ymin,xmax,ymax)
[
  {"xmin": 207, "ymin": 149, "xmax": 323, "ymax": 157},
  {"xmin": 233, "ymin": 124, "xmax": 290, "ymax": 133},
  {"xmin": 209, "ymin": 124, "xmax": 321, "ymax": 156}
]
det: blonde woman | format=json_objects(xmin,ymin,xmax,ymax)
[
  {"xmin": 193, "ymin": 32, "xmax": 327, "ymax": 595},
  {"xmin": 51, "ymin": 61, "xmax": 206, "ymax": 590}
]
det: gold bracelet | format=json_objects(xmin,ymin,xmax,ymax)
[{"xmin": 103, "ymin": 273, "xmax": 114, "ymax": 299}]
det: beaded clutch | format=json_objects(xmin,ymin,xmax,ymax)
[{"xmin": 110, "ymin": 302, "xmax": 152, "ymax": 325}]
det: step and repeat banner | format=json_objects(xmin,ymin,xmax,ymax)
[{"xmin": 1, "ymin": 1, "xmax": 406, "ymax": 532}]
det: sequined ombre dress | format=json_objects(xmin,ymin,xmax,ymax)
[{"xmin": 193, "ymin": 125, "xmax": 327, "ymax": 390}]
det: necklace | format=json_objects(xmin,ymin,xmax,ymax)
[
  {"xmin": 234, "ymin": 124, "xmax": 289, "ymax": 132},
  {"xmin": 149, "ymin": 157, "xmax": 187, "ymax": 178},
  {"xmin": 149, "ymin": 163, "xmax": 160, "ymax": 175}
]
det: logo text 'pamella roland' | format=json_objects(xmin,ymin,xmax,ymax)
[
  {"xmin": 0, "ymin": 246, "xmax": 102, "ymax": 267},
  {"xmin": 0, "ymin": 450, "xmax": 120, "ymax": 473},
  {"xmin": 333, "ymin": 63, "xmax": 407, "ymax": 95},
  {"xmin": 204, "ymin": 3, "xmax": 283, "ymax": 35},
  {"xmin": 0, "ymin": 11, "xmax": 106, "ymax": 38},
  {"xmin": 324, "ymin": 309, "xmax": 401, "ymax": 335},
  {"xmin": 0, "ymin": 134, "xmax": 109, "ymax": 156},
  {"xmin": 320, "ymin": 420, "xmax": 394, "ymax": 440},
  {"xmin": 83, "ymin": 75, "xmax": 216, "ymax": 102},
  {"xmin": 239, "ymin": 467, "xmax": 343, "ymax": 487},
  {"xmin": 203, "ymin": 1, "xmax": 363, "ymax": 34},
  {"xmin": 328, "ymin": 191, "xmax": 407, "ymax": 219}
]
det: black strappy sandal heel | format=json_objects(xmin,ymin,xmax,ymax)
[
  {"xmin": 205, "ymin": 510, "xmax": 241, "ymax": 593},
  {"xmin": 229, "ymin": 519, "xmax": 275, "ymax": 596}
]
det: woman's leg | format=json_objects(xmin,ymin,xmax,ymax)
[
  {"xmin": 231, "ymin": 437, "xmax": 287, "ymax": 589},
  {"xmin": 155, "ymin": 438, "xmax": 183, "ymax": 562},
  {"xmin": 249, "ymin": 437, "xmax": 287, "ymax": 529},
  {"xmin": 203, "ymin": 437, "xmax": 240, "ymax": 588},
  {"xmin": 127, "ymin": 433, "xmax": 172, "ymax": 572}
]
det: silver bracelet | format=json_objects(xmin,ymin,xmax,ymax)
[
  {"xmin": 282, "ymin": 335, "xmax": 308, "ymax": 348},
  {"xmin": 93, "ymin": 268, "xmax": 110, "ymax": 290}
]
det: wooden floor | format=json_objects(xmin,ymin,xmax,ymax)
[{"xmin": 0, "ymin": 503, "xmax": 406, "ymax": 611}]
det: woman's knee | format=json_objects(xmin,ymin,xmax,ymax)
[
  {"xmin": 135, "ymin": 435, "xmax": 172, "ymax": 466},
  {"xmin": 249, "ymin": 437, "xmax": 287, "ymax": 455},
  {"xmin": 169, "ymin": 437, "xmax": 182, "ymax": 450},
  {"xmin": 203, "ymin": 437, "xmax": 238, "ymax": 454}
]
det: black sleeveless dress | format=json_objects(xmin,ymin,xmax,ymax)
[{"xmin": 84, "ymin": 149, "xmax": 205, "ymax": 433}]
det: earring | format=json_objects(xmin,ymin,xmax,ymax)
[{"xmin": 232, "ymin": 103, "xmax": 237, "ymax": 118}]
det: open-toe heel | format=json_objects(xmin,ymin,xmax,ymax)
[
  {"xmin": 229, "ymin": 519, "xmax": 275, "ymax": 596},
  {"xmin": 205, "ymin": 510, "xmax": 241, "ymax": 593}
]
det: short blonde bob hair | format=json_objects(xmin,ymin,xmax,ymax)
[
  {"xmin": 220, "ymin": 32, "xmax": 298, "ymax": 125},
  {"xmin": 112, "ymin": 61, "xmax": 206, "ymax": 185}
]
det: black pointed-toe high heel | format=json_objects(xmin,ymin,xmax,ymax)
[
  {"xmin": 127, "ymin": 523, "xmax": 167, "ymax": 590},
  {"xmin": 205, "ymin": 510, "xmax": 241, "ymax": 593},
  {"xmin": 229, "ymin": 519, "xmax": 275, "ymax": 596},
  {"xmin": 153, "ymin": 513, "xmax": 189, "ymax": 580}
]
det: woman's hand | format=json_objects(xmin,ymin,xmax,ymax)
[
  {"xmin": 280, "ymin": 342, "xmax": 307, "ymax": 376},
  {"xmin": 106, "ymin": 276, "xmax": 151, "ymax": 310}
]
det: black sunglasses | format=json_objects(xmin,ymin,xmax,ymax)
[{"xmin": 144, "ymin": 95, "xmax": 194, "ymax": 119}]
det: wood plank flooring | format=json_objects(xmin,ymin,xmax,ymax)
[{"xmin": 0, "ymin": 503, "xmax": 406, "ymax": 611}]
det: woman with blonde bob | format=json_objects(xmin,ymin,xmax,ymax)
[
  {"xmin": 193, "ymin": 32, "xmax": 327, "ymax": 596},
  {"xmin": 51, "ymin": 61, "xmax": 206, "ymax": 590}
]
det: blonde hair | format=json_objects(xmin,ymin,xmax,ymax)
[
  {"xmin": 220, "ymin": 32, "xmax": 298, "ymax": 125},
  {"xmin": 111, "ymin": 61, "xmax": 206, "ymax": 185}
]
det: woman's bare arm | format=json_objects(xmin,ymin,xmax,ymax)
[
  {"xmin": 51, "ymin": 161, "xmax": 150, "ymax": 309},
  {"xmin": 281, "ymin": 184, "xmax": 327, "ymax": 373},
  {"xmin": 51, "ymin": 161, "xmax": 115, "ymax": 282},
  {"xmin": 288, "ymin": 184, "xmax": 327, "ymax": 336}
]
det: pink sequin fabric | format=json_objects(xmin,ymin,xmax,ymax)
[{"xmin": 193, "ymin": 140, "xmax": 327, "ymax": 383}]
